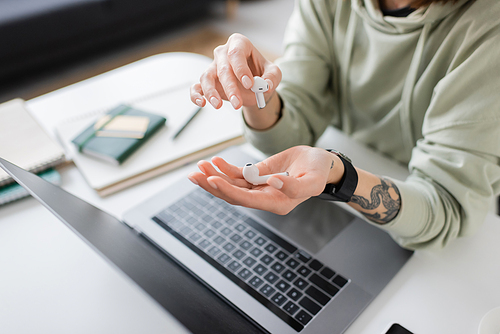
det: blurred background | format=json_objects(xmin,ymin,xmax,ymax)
[{"xmin": 0, "ymin": 0, "xmax": 294, "ymax": 104}]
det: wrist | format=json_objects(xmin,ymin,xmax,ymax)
[
  {"xmin": 242, "ymin": 92, "xmax": 282, "ymax": 130},
  {"xmin": 318, "ymin": 149, "xmax": 358, "ymax": 203},
  {"xmin": 326, "ymin": 153, "xmax": 344, "ymax": 185}
]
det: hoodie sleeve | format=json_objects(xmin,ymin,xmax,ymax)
[
  {"xmin": 244, "ymin": 0, "xmax": 339, "ymax": 155},
  {"xmin": 372, "ymin": 9, "xmax": 500, "ymax": 249}
]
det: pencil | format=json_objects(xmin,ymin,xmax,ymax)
[{"xmin": 173, "ymin": 106, "xmax": 202, "ymax": 139}]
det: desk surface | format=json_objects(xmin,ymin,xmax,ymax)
[{"xmin": 1, "ymin": 53, "xmax": 499, "ymax": 334}]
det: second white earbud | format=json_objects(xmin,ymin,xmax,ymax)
[
  {"xmin": 242, "ymin": 163, "xmax": 288, "ymax": 185},
  {"xmin": 251, "ymin": 76, "xmax": 269, "ymax": 109}
]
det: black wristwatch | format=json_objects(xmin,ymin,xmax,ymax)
[{"xmin": 318, "ymin": 149, "xmax": 358, "ymax": 202}]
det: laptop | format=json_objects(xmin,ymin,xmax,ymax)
[{"xmin": 0, "ymin": 147, "xmax": 412, "ymax": 334}]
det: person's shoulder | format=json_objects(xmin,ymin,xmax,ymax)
[{"xmin": 456, "ymin": 0, "xmax": 500, "ymax": 33}]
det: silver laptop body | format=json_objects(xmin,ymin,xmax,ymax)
[{"xmin": 0, "ymin": 147, "xmax": 412, "ymax": 334}]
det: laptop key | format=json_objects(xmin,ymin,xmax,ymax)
[
  {"xmin": 283, "ymin": 269, "xmax": 297, "ymax": 280},
  {"xmin": 220, "ymin": 227, "xmax": 232, "ymax": 236},
  {"xmin": 250, "ymin": 247, "xmax": 263, "ymax": 258},
  {"xmin": 283, "ymin": 301, "xmax": 300, "ymax": 316},
  {"xmin": 179, "ymin": 226, "xmax": 192, "ymax": 236},
  {"xmin": 260, "ymin": 254, "xmax": 274, "ymax": 265},
  {"xmin": 295, "ymin": 310, "xmax": 313, "ymax": 326},
  {"xmin": 228, "ymin": 261, "xmax": 242, "ymax": 272},
  {"xmin": 188, "ymin": 232, "xmax": 202, "ymax": 242},
  {"xmin": 320, "ymin": 267, "xmax": 335, "ymax": 279},
  {"xmin": 213, "ymin": 235, "xmax": 226, "ymax": 245},
  {"xmin": 297, "ymin": 266, "xmax": 312, "ymax": 277},
  {"xmin": 264, "ymin": 272, "xmax": 279, "ymax": 284},
  {"xmin": 198, "ymin": 239, "xmax": 211, "ymax": 249},
  {"xmin": 305, "ymin": 285, "xmax": 331, "ymax": 306},
  {"xmin": 233, "ymin": 249, "xmax": 246, "ymax": 260},
  {"xmin": 332, "ymin": 275, "xmax": 348, "ymax": 288},
  {"xmin": 211, "ymin": 220, "xmax": 223, "ymax": 230},
  {"xmin": 309, "ymin": 274, "xmax": 339, "ymax": 297},
  {"xmin": 222, "ymin": 242, "xmax": 236, "ymax": 252},
  {"xmin": 275, "ymin": 280, "xmax": 291, "ymax": 293},
  {"xmin": 204, "ymin": 229, "xmax": 216, "ymax": 238},
  {"xmin": 207, "ymin": 246, "xmax": 221, "ymax": 258},
  {"xmin": 243, "ymin": 256, "xmax": 257, "ymax": 268},
  {"xmin": 271, "ymin": 292, "xmax": 287, "ymax": 306},
  {"xmin": 293, "ymin": 277, "xmax": 309, "ymax": 290},
  {"xmin": 299, "ymin": 296, "xmax": 321, "ymax": 315},
  {"xmin": 286, "ymin": 288, "xmax": 303, "ymax": 301},
  {"xmin": 235, "ymin": 224, "xmax": 246, "ymax": 232},
  {"xmin": 230, "ymin": 234, "xmax": 243, "ymax": 243},
  {"xmin": 254, "ymin": 236, "xmax": 267, "ymax": 246},
  {"xmin": 244, "ymin": 230, "xmax": 257, "ymax": 240},
  {"xmin": 240, "ymin": 240, "xmax": 253, "ymax": 250},
  {"xmin": 275, "ymin": 250, "xmax": 288, "ymax": 261},
  {"xmin": 294, "ymin": 249, "xmax": 311, "ymax": 263},
  {"xmin": 217, "ymin": 253, "xmax": 231, "ymax": 264},
  {"xmin": 253, "ymin": 264, "xmax": 268, "ymax": 276},
  {"xmin": 264, "ymin": 243, "xmax": 278, "ymax": 254},
  {"xmin": 308, "ymin": 259, "xmax": 323, "ymax": 271},
  {"xmin": 286, "ymin": 258, "xmax": 300, "ymax": 269},
  {"xmin": 270, "ymin": 262, "xmax": 285, "ymax": 273},
  {"xmin": 260, "ymin": 284, "xmax": 276, "ymax": 298},
  {"xmin": 249, "ymin": 276, "xmax": 264, "ymax": 289},
  {"xmin": 238, "ymin": 268, "xmax": 252, "ymax": 280}
]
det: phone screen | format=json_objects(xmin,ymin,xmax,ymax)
[{"xmin": 385, "ymin": 323, "xmax": 414, "ymax": 334}]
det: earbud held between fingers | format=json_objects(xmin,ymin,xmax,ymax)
[
  {"xmin": 251, "ymin": 76, "xmax": 269, "ymax": 109},
  {"xmin": 242, "ymin": 163, "xmax": 288, "ymax": 185}
]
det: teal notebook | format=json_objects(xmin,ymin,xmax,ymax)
[{"xmin": 72, "ymin": 105, "xmax": 166, "ymax": 165}]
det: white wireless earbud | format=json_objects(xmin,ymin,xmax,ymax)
[
  {"xmin": 251, "ymin": 76, "xmax": 269, "ymax": 109},
  {"xmin": 242, "ymin": 163, "xmax": 288, "ymax": 185}
]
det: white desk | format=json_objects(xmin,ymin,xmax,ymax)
[{"xmin": 1, "ymin": 53, "xmax": 499, "ymax": 334}]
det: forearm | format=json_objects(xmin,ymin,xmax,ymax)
[
  {"xmin": 348, "ymin": 169, "xmax": 401, "ymax": 224},
  {"xmin": 326, "ymin": 161, "xmax": 401, "ymax": 224}
]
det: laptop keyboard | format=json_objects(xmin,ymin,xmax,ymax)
[{"xmin": 152, "ymin": 188, "xmax": 349, "ymax": 332}]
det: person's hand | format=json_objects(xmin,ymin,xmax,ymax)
[
  {"xmin": 190, "ymin": 33, "xmax": 282, "ymax": 110},
  {"xmin": 187, "ymin": 146, "xmax": 339, "ymax": 215}
]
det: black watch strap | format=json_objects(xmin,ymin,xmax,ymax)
[{"xmin": 318, "ymin": 150, "xmax": 358, "ymax": 202}]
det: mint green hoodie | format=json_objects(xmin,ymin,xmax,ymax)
[{"xmin": 244, "ymin": 0, "xmax": 500, "ymax": 249}]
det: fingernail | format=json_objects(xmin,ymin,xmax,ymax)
[
  {"xmin": 195, "ymin": 98, "xmax": 203, "ymax": 107},
  {"xmin": 242, "ymin": 75, "xmax": 252, "ymax": 89},
  {"xmin": 210, "ymin": 97, "xmax": 219, "ymax": 108},
  {"xmin": 208, "ymin": 179, "xmax": 218, "ymax": 190},
  {"xmin": 188, "ymin": 175, "xmax": 198, "ymax": 185},
  {"xmin": 230, "ymin": 95, "xmax": 240, "ymax": 109},
  {"xmin": 268, "ymin": 178, "xmax": 283, "ymax": 190}
]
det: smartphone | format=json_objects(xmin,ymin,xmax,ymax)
[{"xmin": 385, "ymin": 323, "xmax": 414, "ymax": 334}]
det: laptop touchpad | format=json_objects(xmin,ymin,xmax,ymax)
[{"xmin": 243, "ymin": 197, "xmax": 354, "ymax": 254}]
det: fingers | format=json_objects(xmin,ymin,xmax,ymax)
[
  {"xmin": 190, "ymin": 83, "xmax": 206, "ymax": 108},
  {"xmin": 199, "ymin": 63, "xmax": 224, "ymax": 109},
  {"xmin": 191, "ymin": 33, "xmax": 282, "ymax": 110},
  {"xmin": 225, "ymin": 34, "xmax": 256, "ymax": 90},
  {"xmin": 211, "ymin": 156, "xmax": 243, "ymax": 179}
]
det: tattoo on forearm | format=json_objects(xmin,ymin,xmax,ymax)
[{"xmin": 350, "ymin": 178, "xmax": 401, "ymax": 224}]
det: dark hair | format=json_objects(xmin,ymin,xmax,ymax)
[{"xmin": 411, "ymin": 0, "xmax": 460, "ymax": 8}]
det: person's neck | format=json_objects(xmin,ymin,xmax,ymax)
[{"xmin": 379, "ymin": 0, "xmax": 415, "ymax": 10}]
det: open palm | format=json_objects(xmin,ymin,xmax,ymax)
[{"xmin": 188, "ymin": 146, "xmax": 333, "ymax": 215}]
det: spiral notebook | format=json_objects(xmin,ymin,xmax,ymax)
[{"xmin": 0, "ymin": 98, "xmax": 65, "ymax": 187}]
